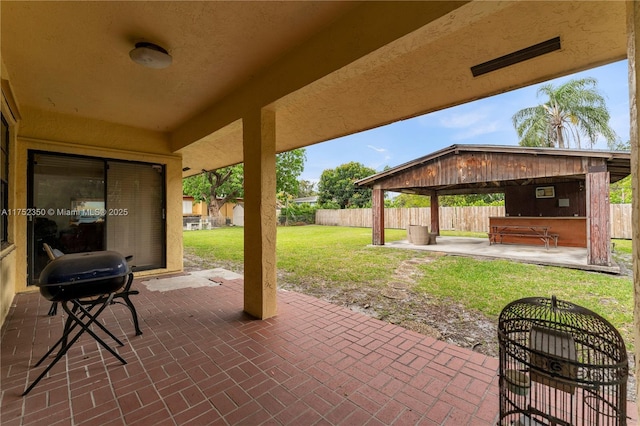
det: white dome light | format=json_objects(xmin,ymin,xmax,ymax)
[{"xmin": 129, "ymin": 42, "xmax": 172, "ymax": 69}]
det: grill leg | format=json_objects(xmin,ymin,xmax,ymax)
[
  {"xmin": 70, "ymin": 301, "xmax": 125, "ymax": 347},
  {"xmin": 35, "ymin": 296, "xmax": 125, "ymax": 369},
  {"xmin": 117, "ymin": 292, "xmax": 143, "ymax": 336},
  {"xmin": 110, "ymin": 273, "xmax": 143, "ymax": 336},
  {"xmin": 22, "ymin": 293, "xmax": 126, "ymax": 396},
  {"xmin": 60, "ymin": 298, "xmax": 127, "ymax": 364}
]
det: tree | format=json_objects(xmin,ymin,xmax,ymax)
[
  {"xmin": 439, "ymin": 193, "xmax": 504, "ymax": 207},
  {"xmin": 610, "ymin": 175, "xmax": 632, "ymax": 204},
  {"xmin": 183, "ymin": 148, "xmax": 306, "ymax": 218},
  {"xmin": 609, "ymin": 139, "xmax": 631, "ymax": 152},
  {"xmin": 390, "ymin": 194, "xmax": 431, "ymax": 208},
  {"xmin": 276, "ymin": 149, "xmax": 306, "ymax": 196},
  {"xmin": 512, "ymin": 77, "xmax": 618, "ymax": 149},
  {"xmin": 279, "ymin": 202, "xmax": 318, "ymax": 225},
  {"xmin": 297, "ymin": 180, "xmax": 317, "ymax": 197},
  {"xmin": 317, "ymin": 162, "xmax": 376, "ymax": 209},
  {"xmin": 182, "ymin": 165, "xmax": 244, "ymax": 218}
]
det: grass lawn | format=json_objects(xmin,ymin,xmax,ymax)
[
  {"xmin": 184, "ymin": 225, "xmax": 412, "ymax": 287},
  {"xmin": 613, "ymin": 238, "xmax": 632, "ymax": 254},
  {"xmin": 183, "ymin": 225, "xmax": 634, "ymax": 349}
]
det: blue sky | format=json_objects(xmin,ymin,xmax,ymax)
[{"xmin": 301, "ymin": 60, "xmax": 630, "ymax": 184}]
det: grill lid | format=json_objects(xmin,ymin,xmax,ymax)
[{"xmin": 38, "ymin": 251, "xmax": 130, "ymax": 286}]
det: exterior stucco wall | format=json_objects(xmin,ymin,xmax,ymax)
[
  {"xmin": 18, "ymin": 106, "xmax": 173, "ymax": 154},
  {"xmin": 0, "ymin": 248, "xmax": 17, "ymax": 325},
  {"xmin": 1, "ymin": 59, "xmax": 19, "ymax": 327},
  {"xmin": 10, "ymin": 110, "xmax": 183, "ymax": 294}
]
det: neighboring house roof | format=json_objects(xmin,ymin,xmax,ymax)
[
  {"xmin": 182, "ymin": 196, "xmax": 244, "ymax": 202},
  {"xmin": 292, "ymin": 196, "xmax": 318, "ymax": 204},
  {"xmin": 356, "ymin": 144, "xmax": 631, "ymax": 196}
]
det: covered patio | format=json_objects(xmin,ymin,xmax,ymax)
[
  {"xmin": 2, "ymin": 1, "xmax": 640, "ymax": 423},
  {"xmin": 1, "ymin": 273, "xmax": 503, "ymax": 425}
]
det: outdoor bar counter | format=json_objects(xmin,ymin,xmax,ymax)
[{"xmin": 489, "ymin": 216, "xmax": 587, "ymax": 248}]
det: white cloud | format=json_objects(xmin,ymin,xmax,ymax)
[
  {"xmin": 452, "ymin": 121, "xmax": 501, "ymax": 140},
  {"xmin": 367, "ymin": 144, "xmax": 387, "ymax": 153},
  {"xmin": 439, "ymin": 110, "xmax": 489, "ymax": 128},
  {"xmin": 415, "ymin": 104, "xmax": 495, "ymax": 130}
]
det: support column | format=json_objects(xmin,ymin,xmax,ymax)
[
  {"xmin": 585, "ymin": 168, "xmax": 611, "ymax": 266},
  {"xmin": 242, "ymin": 108, "xmax": 277, "ymax": 319},
  {"xmin": 627, "ymin": 0, "xmax": 640, "ymax": 415},
  {"xmin": 430, "ymin": 191, "xmax": 440, "ymax": 236},
  {"xmin": 372, "ymin": 186, "xmax": 385, "ymax": 245}
]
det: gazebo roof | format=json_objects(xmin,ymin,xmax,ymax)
[{"xmin": 357, "ymin": 144, "xmax": 631, "ymax": 196}]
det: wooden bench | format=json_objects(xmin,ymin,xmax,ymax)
[{"xmin": 488, "ymin": 225, "xmax": 558, "ymax": 249}]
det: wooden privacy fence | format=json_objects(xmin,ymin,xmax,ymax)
[
  {"xmin": 611, "ymin": 204, "xmax": 632, "ymax": 239},
  {"xmin": 315, "ymin": 204, "xmax": 633, "ymax": 239}
]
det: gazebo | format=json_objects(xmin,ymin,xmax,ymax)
[{"xmin": 357, "ymin": 144, "xmax": 631, "ymax": 267}]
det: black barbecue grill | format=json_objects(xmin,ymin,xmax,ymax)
[
  {"xmin": 23, "ymin": 251, "xmax": 133, "ymax": 396},
  {"xmin": 38, "ymin": 251, "xmax": 130, "ymax": 301}
]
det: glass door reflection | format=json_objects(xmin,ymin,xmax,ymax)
[{"xmin": 30, "ymin": 153, "xmax": 105, "ymax": 282}]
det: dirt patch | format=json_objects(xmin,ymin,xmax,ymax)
[
  {"xmin": 183, "ymin": 251, "xmax": 241, "ymax": 274},
  {"xmin": 185, "ymin": 250, "xmax": 500, "ymax": 357},
  {"xmin": 613, "ymin": 251, "xmax": 634, "ymax": 277}
]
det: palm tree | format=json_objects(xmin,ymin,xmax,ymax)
[{"xmin": 512, "ymin": 77, "xmax": 618, "ymax": 149}]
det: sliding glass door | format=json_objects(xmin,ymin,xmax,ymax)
[
  {"xmin": 30, "ymin": 153, "xmax": 105, "ymax": 281},
  {"xmin": 106, "ymin": 161, "xmax": 165, "ymax": 270},
  {"xmin": 28, "ymin": 152, "xmax": 165, "ymax": 283}
]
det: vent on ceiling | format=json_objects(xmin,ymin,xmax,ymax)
[{"xmin": 471, "ymin": 36, "xmax": 561, "ymax": 77}]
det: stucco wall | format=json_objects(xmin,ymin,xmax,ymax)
[
  {"xmin": 4, "ymin": 108, "xmax": 184, "ymax": 295},
  {"xmin": 1, "ymin": 58, "xmax": 19, "ymax": 327},
  {"xmin": 1, "ymin": 65, "xmax": 184, "ymax": 325},
  {"xmin": 0, "ymin": 247, "xmax": 17, "ymax": 327}
]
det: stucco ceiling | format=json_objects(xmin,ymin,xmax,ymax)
[
  {"xmin": 0, "ymin": 1, "xmax": 628, "ymax": 176},
  {"xmin": 1, "ymin": 1, "xmax": 356, "ymax": 132}
]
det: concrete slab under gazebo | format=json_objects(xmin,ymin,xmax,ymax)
[{"xmin": 357, "ymin": 144, "xmax": 631, "ymax": 267}]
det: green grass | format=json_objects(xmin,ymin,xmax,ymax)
[
  {"xmin": 415, "ymin": 256, "xmax": 633, "ymax": 345},
  {"xmin": 184, "ymin": 226, "xmax": 412, "ymax": 287},
  {"xmin": 183, "ymin": 225, "xmax": 634, "ymax": 349},
  {"xmin": 183, "ymin": 226, "xmax": 245, "ymax": 263},
  {"xmin": 613, "ymin": 238, "xmax": 632, "ymax": 255}
]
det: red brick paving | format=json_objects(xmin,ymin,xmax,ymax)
[{"xmin": 0, "ymin": 275, "xmax": 631, "ymax": 425}]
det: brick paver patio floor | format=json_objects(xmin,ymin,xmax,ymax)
[{"xmin": 1, "ymin": 274, "xmax": 635, "ymax": 425}]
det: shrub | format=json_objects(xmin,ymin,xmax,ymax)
[{"xmin": 279, "ymin": 203, "xmax": 319, "ymax": 225}]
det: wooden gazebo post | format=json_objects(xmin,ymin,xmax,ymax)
[
  {"xmin": 586, "ymin": 166, "xmax": 611, "ymax": 266},
  {"xmin": 430, "ymin": 190, "xmax": 440, "ymax": 236},
  {"xmin": 372, "ymin": 185, "xmax": 385, "ymax": 245}
]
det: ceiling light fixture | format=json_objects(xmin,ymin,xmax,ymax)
[{"xmin": 129, "ymin": 42, "xmax": 172, "ymax": 69}]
